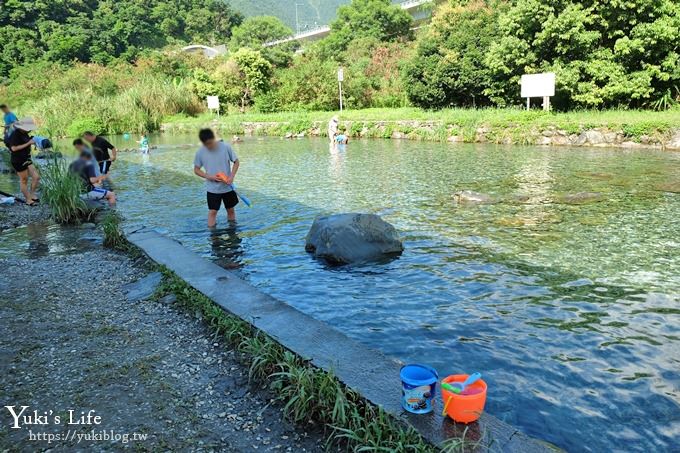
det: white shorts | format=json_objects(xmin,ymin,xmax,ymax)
[{"xmin": 82, "ymin": 187, "xmax": 108, "ymax": 200}]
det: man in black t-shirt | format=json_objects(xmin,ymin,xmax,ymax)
[
  {"xmin": 84, "ymin": 131, "xmax": 117, "ymax": 174},
  {"xmin": 7, "ymin": 118, "xmax": 40, "ymax": 205}
]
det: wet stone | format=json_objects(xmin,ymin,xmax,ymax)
[{"xmin": 124, "ymin": 272, "xmax": 163, "ymax": 301}]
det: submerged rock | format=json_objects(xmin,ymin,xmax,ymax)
[
  {"xmin": 655, "ymin": 182, "xmax": 680, "ymax": 193},
  {"xmin": 453, "ymin": 190, "xmax": 497, "ymax": 204},
  {"xmin": 557, "ymin": 192, "xmax": 604, "ymax": 204},
  {"xmin": 305, "ymin": 213, "xmax": 404, "ymax": 265},
  {"xmin": 510, "ymin": 194, "xmax": 532, "ymax": 204}
]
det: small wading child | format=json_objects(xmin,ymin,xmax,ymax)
[
  {"xmin": 193, "ymin": 128, "xmax": 240, "ymax": 227},
  {"xmin": 139, "ymin": 134, "xmax": 149, "ymax": 154}
]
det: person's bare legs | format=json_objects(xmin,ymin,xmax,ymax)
[
  {"xmin": 17, "ymin": 170, "xmax": 31, "ymax": 204},
  {"xmin": 226, "ymin": 207, "xmax": 236, "ymax": 222},
  {"xmin": 27, "ymin": 165, "xmax": 40, "ymax": 200},
  {"xmin": 105, "ymin": 191, "xmax": 117, "ymax": 207},
  {"xmin": 208, "ymin": 209, "xmax": 218, "ymax": 228}
]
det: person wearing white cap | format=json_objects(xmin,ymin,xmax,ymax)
[
  {"xmin": 328, "ymin": 115, "xmax": 339, "ymax": 144},
  {"xmin": 7, "ymin": 117, "xmax": 40, "ymax": 205}
]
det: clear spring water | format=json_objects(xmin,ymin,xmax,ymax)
[{"xmin": 4, "ymin": 135, "xmax": 680, "ymax": 451}]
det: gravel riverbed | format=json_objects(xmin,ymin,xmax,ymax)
[
  {"xmin": 0, "ymin": 200, "xmax": 51, "ymax": 232},
  {"xmin": 0, "ymin": 235, "xmax": 325, "ymax": 451}
]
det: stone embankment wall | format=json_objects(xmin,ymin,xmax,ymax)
[{"xmin": 230, "ymin": 120, "xmax": 680, "ymax": 150}]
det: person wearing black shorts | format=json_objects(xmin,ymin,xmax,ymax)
[
  {"xmin": 84, "ymin": 131, "xmax": 117, "ymax": 174},
  {"xmin": 7, "ymin": 118, "xmax": 40, "ymax": 205},
  {"xmin": 207, "ymin": 191, "xmax": 239, "ymax": 212},
  {"xmin": 193, "ymin": 129, "xmax": 240, "ymax": 227}
]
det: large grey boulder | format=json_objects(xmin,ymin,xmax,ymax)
[{"xmin": 305, "ymin": 213, "xmax": 404, "ymax": 265}]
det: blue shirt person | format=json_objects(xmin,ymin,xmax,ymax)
[{"xmin": 1, "ymin": 104, "xmax": 18, "ymax": 142}]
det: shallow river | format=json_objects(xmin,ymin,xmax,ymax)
[{"xmin": 4, "ymin": 135, "xmax": 680, "ymax": 451}]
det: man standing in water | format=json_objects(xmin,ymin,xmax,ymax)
[
  {"xmin": 84, "ymin": 131, "xmax": 117, "ymax": 174},
  {"xmin": 193, "ymin": 128, "xmax": 240, "ymax": 227},
  {"xmin": 328, "ymin": 115, "xmax": 339, "ymax": 144}
]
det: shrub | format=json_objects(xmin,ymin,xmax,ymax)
[{"xmin": 102, "ymin": 211, "xmax": 126, "ymax": 249}]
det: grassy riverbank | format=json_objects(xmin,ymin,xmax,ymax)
[
  {"xmin": 163, "ymin": 107, "xmax": 680, "ymax": 146},
  {"xmin": 167, "ymin": 107, "xmax": 680, "ymax": 129}
]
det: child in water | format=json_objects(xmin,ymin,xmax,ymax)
[
  {"xmin": 335, "ymin": 126, "xmax": 349, "ymax": 145},
  {"xmin": 139, "ymin": 134, "xmax": 149, "ymax": 154}
]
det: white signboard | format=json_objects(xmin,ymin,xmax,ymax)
[
  {"xmin": 337, "ymin": 68, "xmax": 344, "ymax": 82},
  {"xmin": 207, "ymin": 96, "xmax": 220, "ymax": 110},
  {"xmin": 521, "ymin": 72, "xmax": 555, "ymax": 98}
]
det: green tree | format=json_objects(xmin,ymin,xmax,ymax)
[
  {"xmin": 484, "ymin": 0, "xmax": 680, "ymax": 108},
  {"xmin": 404, "ymin": 0, "xmax": 504, "ymax": 108},
  {"xmin": 230, "ymin": 16, "xmax": 292, "ymax": 49},
  {"xmin": 0, "ymin": 26, "xmax": 44, "ymax": 76},
  {"xmin": 319, "ymin": 0, "xmax": 414, "ymax": 58},
  {"xmin": 269, "ymin": 50, "xmax": 339, "ymax": 111},
  {"xmin": 229, "ymin": 16, "xmax": 299, "ymax": 67},
  {"xmin": 231, "ymin": 48, "xmax": 272, "ymax": 111}
]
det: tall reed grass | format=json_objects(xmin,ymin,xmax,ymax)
[
  {"xmin": 40, "ymin": 159, "xmax": 93, "ymax": 223},
  {"xmin": 27, "ymin": 75, "xmax": 202, "ymax": 137}
]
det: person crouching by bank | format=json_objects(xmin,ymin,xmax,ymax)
[
  {"xmin": 69, "ymin": 150, "xmax": 116, "ymax": 206},
  {"xmin": 193, "ymin": 128, "xmax": 240, "ymax": 227},
  {"xmin": 7, "ymin": 118, "xmax": 40, "ymax": 206},
  {"xmin": 73, "ymin": 138, "xmax": 100, "ymax": 176},
  {"xmin": 84, "ymin": 131, "xmax": 117, "ymax": 175}
]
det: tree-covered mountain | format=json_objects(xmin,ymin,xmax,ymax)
[
  {"xmin": 229, "ymin": 0, "xmax": 351, "ymax": 30},
  {"xmin": 0, "ymin": 0, "xmax": 242, "ymax": 77}
]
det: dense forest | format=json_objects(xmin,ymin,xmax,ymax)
[
  {"xmin": 0, "ymin": 0, "xmax": 243, "ymax": 75},
  {"xmin": 1, "ymin": 0, "xmax": 678, "ymax": 136}
]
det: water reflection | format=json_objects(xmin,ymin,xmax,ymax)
[
  {"xmin": 208, "ymin": 224, "xmax": 243, "ymax": 269},
  {"xmin": 0, "ymin": 223, "xmax": 101, "ymax": 258}
]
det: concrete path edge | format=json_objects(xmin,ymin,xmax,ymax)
[{"xmin": 126, "ymin": 227, "xmax": 554, "ymax": 452}]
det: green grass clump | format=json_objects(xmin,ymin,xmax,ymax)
[
  {"xmin": 153, "ymin": 269, "xmax": 437, "ymax": 452},
  {"xmin": 101, "ymin": 211, "xmax": 127, "ymax": 250},
  {"xmin": 40, "ymin": 159, "xmax": 94, "ymax": 224}
]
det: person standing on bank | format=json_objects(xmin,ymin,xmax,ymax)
[
  {"xmin": 84, "ymin": 131, "xmax": 117, "ymax": 174},
  {"xmin": 193, "ymin": 128, "xmax": 240, "ymax": 227},
  {"xmin": 7, "ymin": 118, "xmax": 40, "ymax": 205}
]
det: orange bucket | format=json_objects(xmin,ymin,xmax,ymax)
[{"xmin": 440, "ymin": 374, "xmax": 487, "ymax": 423}]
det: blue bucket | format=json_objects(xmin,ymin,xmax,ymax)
[{"xmin": 400, "ymin": 364, "xmax": 438, "ymax": 414}]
